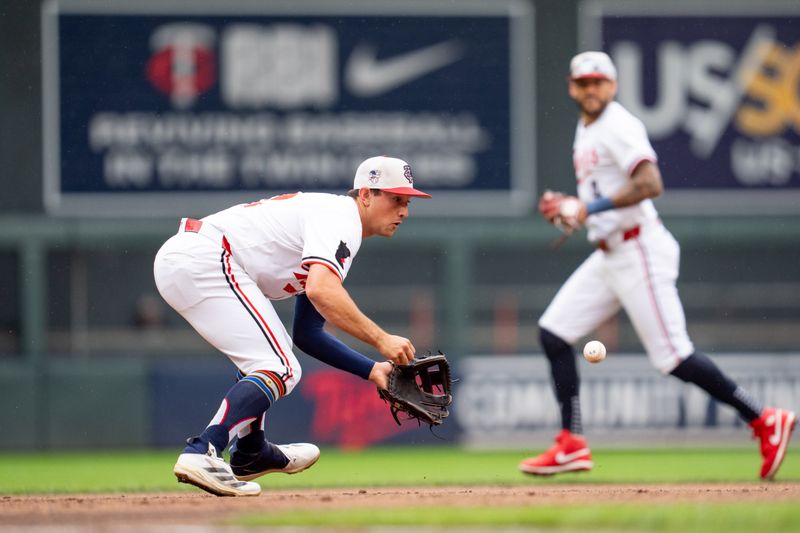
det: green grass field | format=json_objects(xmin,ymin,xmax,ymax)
[{"xmin": 1, "ymin": 446, "xmax": 798, "ymax": 530}]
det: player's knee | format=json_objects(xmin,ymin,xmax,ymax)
[
  {"xmin": 539, "ymin": 327, "xmax": 573, "ymax": 361},
  {"xmin": 668, "ymin": 352, "xmax": 709, "ymax": 382},
  {"xmin": 283, "ymin": 364, "xmax": 302, "ymax": 396},
  {"xmin": 241, "ymin": 363, "xmax": 302, "ymax": 400}
]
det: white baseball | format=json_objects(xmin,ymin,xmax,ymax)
[
  {"xmin": 583, "ymin": 340, "xmax": 606, "ymax": 363},
  {"xmin": 559, "ymin": 197, "xmax": 581, "ymax": 218}
]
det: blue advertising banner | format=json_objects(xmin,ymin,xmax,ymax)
[
  {"xmin": 148, "ymin": 353, "xmax": 800, "ymax": 450},
  {"xmin": 150, "ymin": 356, "xmax": 459, "ymax": 449},
  {"xmin": 580, "ymin": 1, "xmax": 800, "ymax": 214},
  {"xmin": 42, "ymin": 0, "xmax": 535, "ymax": 216}
]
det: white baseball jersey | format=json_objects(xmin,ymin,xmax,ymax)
[
  {"xmin": 573, "ymin": 101, "xmax": 659, "ymax": 242},
  {"xmin": 540, "ymin": 100, "xmax": 694, "ymax": 373},
  {"xmin": 153, "ymin": 192, "xmax": 363, "ymax": 395},
  {"xmin": 203, "ymin": 192, "xmax": 362, "ymax": 300}
]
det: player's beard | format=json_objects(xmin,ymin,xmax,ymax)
[{"xmin": 577, "ymin": 97, "xmax": 609, "ymax": 122}]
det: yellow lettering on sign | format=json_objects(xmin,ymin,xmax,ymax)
[{"xmin": 737, "ymin": 42, "xmax": 800, "ymax": 137}]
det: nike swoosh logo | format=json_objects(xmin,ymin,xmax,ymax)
[
  {"xmin": 769, "ymin": 411, "xmax": 783, "ymax": 446},
  {"xmin": 554, "ymin": 449, "xmax": 590, "ymax": 464},
  {"xmin": 345, "ymin": 40, "xmax": 463, "ymax": 97}
]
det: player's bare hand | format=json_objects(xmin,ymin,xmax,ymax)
[
  {"xmin": 378, "ymin": 334, "xmax": 415, "ymax": 365},
  {"xmin": 540, "ymin": 192, "xmax": 587, "ymax": 232},
  {"xmin": 538, "ymin": 190, "xmax": 565, "ymax": 222},
  {"xmin": 368, "ymin": 361, "xmax": 393, "ymax": 390}
]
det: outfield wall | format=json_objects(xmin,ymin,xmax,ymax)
[{"xmin": 2, "ymin": 353, "xmax": 798, "ymax": 450}]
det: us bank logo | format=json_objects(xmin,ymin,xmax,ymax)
[
  {"xmin": 594, "ymin": 8, "xmax": 800, "ymax": 190},
  {"xmin": 145, "ymin": 22, "xmax": 464, "ymax": 110}
]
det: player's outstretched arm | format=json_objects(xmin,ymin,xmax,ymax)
[
  {"xmin": 304, "ymin": 264, "xmax": 415, "ymax": 365},
  {"xmin": 292, "ymin": 293, "xmax": 376, "ymax": 379},
  {"xmin": 610, "ymin": 160, "xmax": 663, "ymax": 207},
  {"xmin": 542, "ymin": 160, "xmax": 664, "ymax": 227}
]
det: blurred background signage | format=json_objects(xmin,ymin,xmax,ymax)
[
  {"xmin": 43, "ymin": 0, "xmax": 535, "ymax": 216},
  {"xmin": 582, "ymin": 1, "xmax": 800, "ymax": 214}
]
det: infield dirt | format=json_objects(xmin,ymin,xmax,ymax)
[{"xmin": 2, "ymin": 483, "xmax": 799, "ymax": 530}]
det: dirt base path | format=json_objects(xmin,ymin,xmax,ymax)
[{"xmin": 3, "ymin": 483, "xmax": 799, "ymax": 529}]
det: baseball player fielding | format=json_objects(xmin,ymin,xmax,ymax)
[{"xmin": 583, "ymin": 340, "xmax": 606, "ymax": 363}]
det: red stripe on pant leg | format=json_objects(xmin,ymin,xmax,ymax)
[
  {"xmin": 634, "ymin": 240, "xmax": 680, "ymax": 360},
  {"xmin": 224, "ymin": 251, "xmax": 294, "ymax": 378}
]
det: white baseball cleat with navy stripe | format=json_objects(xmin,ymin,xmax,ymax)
[
  {"xmin": 174, "ymin": 443, "xmax": 261, "ymax": 497},
  {"xmin": 231, "ymin": 443, "xmax": 321, "ymax": 481},
  {"xmin": 274, "ymin": 443, "xmax": 321, "ymax": 474}
]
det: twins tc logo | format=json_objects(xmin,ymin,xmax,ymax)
[{"xmin": 146, "ymin": 23, "xmax": 217, "ymax": 109}]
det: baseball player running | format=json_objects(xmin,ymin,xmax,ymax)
[
  {"xmin": 154, "ymin": 156, "xmax": 430, "ymax": 496},
  {"xmin": 518, "ymin": 52, "xmax": 796, "ymax": 480}
]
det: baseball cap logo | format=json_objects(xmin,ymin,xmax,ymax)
[
  {"xmin": 403, "ymin": 164, "xmax": 413, "ymax": 184},
  {"xmin": 146, "ymin": 23, "xmax": 217, "ymax": 109},
  {"xmin": 353, "ymin": 156, "xmax": 431, "ymax": 198},
  {"xmin": 576, "ymin": 58, "xmax": 602, "ymax": 74}
]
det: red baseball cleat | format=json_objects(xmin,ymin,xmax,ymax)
[
  {"xmin": 519, "ymin": 429, "xmax": 593, "ymax": 475},
  {"xmin": 750, "ymin": 407, "xmax": 797, "ymax": 480}
]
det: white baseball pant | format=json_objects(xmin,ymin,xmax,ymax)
[
  {"xmin": 153, "ymin": 219, "xmax": 301, "ymax": 397},
  {"xmin": 539, "ymin": 222, "xmax": 694, "ymax": 373}
]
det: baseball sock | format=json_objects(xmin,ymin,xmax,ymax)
[
  {"xmin": 540, "ymin": 328, "xmax": 583, "ymax": 435},
  {"xmin": 229, "ymin": 412, "xmax": 289, "ymax": 469},
  {"xmin": 184, "ymin": 379, "xmax": 273, "ymax": 455},
  {"xmin": 234, "ymin": 368, "xmax": 267, "ymax": 452},
  {"xmin": 235, "ymin": 415, "xmax": 266, "ymax": 453},
  {"xmin": 229, "ymin": 372, "xmax": 289, "ymax": 467},
  {"xmin": 670, "ymin": 352, "xmax": 762, "ymax": 422}
]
